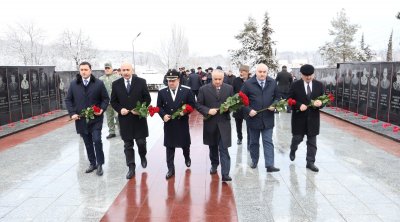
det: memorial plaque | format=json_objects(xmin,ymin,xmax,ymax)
[
  {"xmin": 367, "ymin": 64, "xmax": 380, "ymax": 119},
  {"xmin": 57, "ymin": 71, "xmax": 73, "ymax": 109},
  {"xmin": 47, "ymin": 67, "xmax": 57, "ymax": 111},
  {"xmin": 39, "ymin": 68, "xmax": 50, "ymax": 113},
  {"xmin": 349, "ymin": 64, "xmax": 360, "ymax": 112},
  {"xmin": 0, "ymin": 68, "xmax": 9, "ymax": 126},
  {"xmin": 389, "ymin": 63, "xmax": 400, "ymax": 126},
  {"xmin": 7, "ymin": 67, "xmax": 22, "ymax": 122},
  {"xmin": 30, "ymin": 68, "xmax": 41, "ymax": 116},
  {"xmin": 336, "ymin": 65, "xmax": 345, "ymax": 108},
  {"xmin": 358, "ymin": 64, "xmax": 369, "ymax": 116},
  {"xmin": 377, "ymin": 63, "xmax": 392, "ymax": 122},
  {"xmin": 342, "ymin": 64, "xmax": 352, "ymax": 109},
  {"xmin": 19, "ymin": 67, "xmax": 32, "ymax": 119},
  {"xmin": 329, "ymin": 68, "xmax": 337, "ymax": 106}
]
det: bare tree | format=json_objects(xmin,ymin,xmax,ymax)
[
  {"xmin": 58, "ymin": 29, "xmax": 97, "ymax": 70},
  {"xmin": 387, "ymin": 30, "xmax": 393, "ymax": 62},
  {"xmin": 158, "ymin": 25, "xmax": 189, "ymax": 70},
  {"xmin": 5, "ymin": 22, "xmax": 45, "ymax": 65}
]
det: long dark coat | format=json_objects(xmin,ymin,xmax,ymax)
[
  {"xmin": 289, "ymin": 79, "xmax": 324, "ymax": 136},
  {"xmin": 65, "ymin": 74, "xmax": 110, "ymax": 134},
  {"xmin": 110, "ymin": 76, "xmax": 151, "ymax": 140},
  {"xmin": 232, "ymin": 77, "xmax": 244, "ymax": 119},
  {"xmin": 157, "ymin": 85, "xmax": 195, "ymax": 147},
  {"xmin": 241, "ymin": 76, "xmax": 280, "ymax": 130},
  {"xmin": 196, "ymin": 83, "xmax": 233, "ymax": 148}
]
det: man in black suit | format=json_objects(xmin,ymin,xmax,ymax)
[
  {"xmin": 276, "ymin": 65, "xmax": 293, "ymax": 112},
  {"xmin": 110, "ymin": 62, "xmax": 151, "ymax": 179},
  {"xmin": 157, "ymin": 69, "xmax": 196, "ymax": 179},
  {"xmin": 288, "ymin": 64, "xmax": 324, "ymax": 172},
  {"xmin": 196, "ymin": 69, "xmax": 234, "ymax": 182},
  {"xmin": 65, "ymin": 61, "xmax": 110, "ymax": 176}
]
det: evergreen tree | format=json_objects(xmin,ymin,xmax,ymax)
[
  {"xmin": 396, "ymin": 12, "xmax": 400, "ymax": 19},
  {"xmin": 358, "ymin": 33, "xmax": 374, "ymax": 61},
  {"xmin": 386, "ymin": 30, "xmax": 393, "ymax": 62},
  {"xmin": 229, "ymin": 17, "xmax": 260, "ymax": 67},
  {"xmin": 319, "ymin": 9, "xmax": 359, "ymax": 66},
  {"xmin": 256, "ymin": 12, "xmax": 278, "ymax": 71}
]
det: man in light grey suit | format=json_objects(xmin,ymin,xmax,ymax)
[{"xmin": 196, "ymin": 69, "xmax": 234, "ymax": 182}]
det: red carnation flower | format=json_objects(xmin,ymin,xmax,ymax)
[
  {"xmin": 92, "ymin": 105, "xmax": 101, "ymax": 113},
  {"xmin": 287, "ymin": 98, "xmax": 297, "ymax": 106},
  {"xmin": 148, "ymin": 105, "xmax": 160, "ymax": 117},
  {"xmin": 239, "ymin": 91, "xmax": 249, "ymax": 106},
  {"xmin": 184, "ymin": 104, "xmax": 194, "ymax": 113}
]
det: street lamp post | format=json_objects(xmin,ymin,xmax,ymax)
[{"xmin": 132, "ymin": 32, "xmax": 141, "ymax": 71}]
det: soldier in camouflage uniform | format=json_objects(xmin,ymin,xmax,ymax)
[{"xmin": 99, "ymin": 62, "xmax": 120, "ymax": 139}]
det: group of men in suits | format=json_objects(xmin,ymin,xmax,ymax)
[{"xmin": 65, "ymin": 61, "xmax": 324, "ymax": 182}]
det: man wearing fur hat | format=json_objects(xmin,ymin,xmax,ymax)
[{"xmin": 288, "ymin": 64, "xmax": 324, "ymax": 172}]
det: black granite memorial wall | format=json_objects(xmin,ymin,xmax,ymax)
[{"xmin": 0, "ymin": 66, "xmax": 56, "ymax": 127}]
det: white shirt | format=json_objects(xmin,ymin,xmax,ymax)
[
  {"xmin": 83, "ymin": 77, "xmax": 91, "ymax": 85},
  {"xmin": 125, "ymin": 77, "xmax": 132, "ymax": 88},
  {"xmin": 304, "ymin": 81, "xmax": 312, "ymax": 94}
]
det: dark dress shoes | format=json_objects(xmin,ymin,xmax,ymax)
[
  {"xmin": 185, "ymin": 158, "xmax": 191, "ymax": 167},
  {"xmin": 306, "ymin": 163, "xmax": 319, "ymax": 172},
  {"xmin": 267, "ymin": 166, "xmax": 280, "ymax": 172},
  {"xmin": 165, "ymin": 170, "xmax": 175, "ymax": 179},
  {"xmin": 106, "ymin": 134, "xmax": 116, "ymax": 139},
  {"xmin": 141, "ymin": 157, "xmax": 147, "ymax": 168},
  {"xmin": 96, "ymin": 164, "xmax": 103, "ymax": 176},
  {"xmin": 210, "ymin": 166, "xmax": 217, "ymax": 174},
  {"xmin": 237, "ymin": 139, "xmax": 242, "ymax": 145},
  {"xmin": 126, "ymin": 169, "xmax": 135, "ymax": 179},
  {"xmin": 85, "ymin": 165, "xmax": 97, "ymax": 173},
  {"xmin": 289, "ymin": 150, "xmax": 296, "ymax": 161},
  {"xmin": 250, "ymin": 162, "xmax": 257, "ymax": 169},
  {"xmin": 222, "ymin": 175, "xmax": 232, "ymax": 182}
]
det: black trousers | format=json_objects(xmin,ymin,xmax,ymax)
[
  {"xmin": 290, "ymin": 134, "xmax": 317, "ymax": 163},
  {"xmin": 123, "ymin": 138, "xmax": 147, "ymax": 167},
  {"xmin": 234, "ymin": 117, "xmax": 250, "ymax": 143},
  {"xmin": 166, "ymin": 146, "xmax": 190, "ymax": 170},
  {"xmin": 81, "ymin": 130, "xmax": 104, "ymax": 166}
]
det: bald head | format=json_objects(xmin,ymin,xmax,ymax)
[
  {"xmin": 212, "ymin": 69, "xmax": 224, "ymax": 88},
  {"xmin": 255, "ymin": 63, "xmax": 268, "ymax": 81},
  {"xmin": 120, "ymin": 63, "xmax": 134, "ymax": 80}
]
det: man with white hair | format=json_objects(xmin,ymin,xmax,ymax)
[{"xmin": 196, "ymin": 69, "xmax": 234, "ymax": 182}]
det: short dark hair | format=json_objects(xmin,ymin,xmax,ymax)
[{"xmin": 79, "ymin": 61, "xmax": 92, "ymax": 69}]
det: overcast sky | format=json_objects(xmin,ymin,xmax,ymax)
[{"xmin": 1, "ymin": 0, "xmax": 399, "ymax": 56}]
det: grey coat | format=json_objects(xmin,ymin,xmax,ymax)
[{"xmin": 196, "ymin": 83, "xmax": 233, "ymax": 148}]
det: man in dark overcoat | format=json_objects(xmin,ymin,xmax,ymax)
[
  {"xmin": 187, "ymin": 68, "xmax": 202, "ymax": 99},
  {"xmin": 65, "ymin": 61, "xmax": 110, "ymax": 176},
  {"xmin": 232, "ymin": 64, "xmax": 251, "ymax": 147},
  {"xmin": 157, "ymin": 69, "xmax": 196, "ymax": 179},
  {"xmin": 196, "ymin": 69, "xmax": 234, "ymax": 182},
  {"xmin": 110, "ymin": 62, "xmax": 151, "ymax": 179},
  {"xmin": 276, "ymin": 65, "xmax": 293, "ymax": 112},
  {"xmin": 288, "ymin": 64, "xmax": 324, "ymax": 172},
  {"xmin": 241, "ymin": 63, "xmax": 280, "ymax": 173}
]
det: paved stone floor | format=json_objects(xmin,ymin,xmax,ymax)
[{"xmin": 0, "ymin": 93, "xmax": 399, "ymax": 221}]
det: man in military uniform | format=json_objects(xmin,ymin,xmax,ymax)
[
  {"xmin": 157, "ymin": 69, "xmax": 195, "ymax": 179},
  {"xmin": 99, "ymin": 62, "xmax": 120, "ymax": 139}
]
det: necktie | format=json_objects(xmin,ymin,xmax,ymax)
[
  {"xmin": 172, "ymin": 89, "xmax": 176, "ymax": 95},
  {"xmin": 260, "ymin": 81, "xmax": 264, "ymax": 89},
  {"xmin": 126, "ymin": 80, "xmax": 131, "ymax": 94},
  {"xmin": 84, "ymin": 79, "xmax": 88, "ymax": 86},
  {"xmin": 216, "ymin": 87, "xmax": 220, "ymax": 97},
  {"xmin": 307, "ymin": 83, "xmax": 311, "ymax": 98}
]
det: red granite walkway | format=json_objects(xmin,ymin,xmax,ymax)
[
  {"xmin": 0, "ymin": 116, "xmax": 70, "ymax": 152},
  {"xmin": 100, "ymin": 111, "xmax": 238, "ymax": 222}
]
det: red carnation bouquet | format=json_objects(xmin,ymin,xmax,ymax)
[
  {"xmin": 171, "ymin": 104, "xmax": 194, "ymax": 119},
  {"xmin": 132, "ymin": 101, "xmax": 160, "ymax": 118},
  {"xmin": 79, "ymin": 105, "xmax": 101, "ymax": 123},
  {"xmin": 309, "ymin": 93, "xmax": 334, "ymax": 108},
  {"xmin": 219, "ymin": 91, "xmax": 249, "ymax": 114},
  {"xmin": 287, "ymin": 98, "xmax": 297, "ymax": 107}
]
